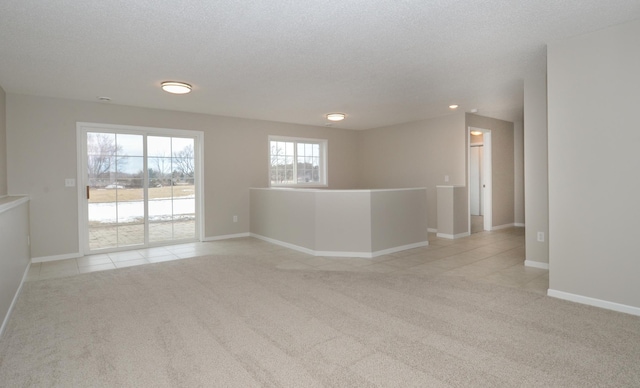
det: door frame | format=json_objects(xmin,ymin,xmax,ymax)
[
  {"xmin": 76, "ymin": 122, "xmax": 205, "ymax": 255},
  {"xmin": 469, "ymin": 142, "xmax": 483, "ymax": 216},
  {"xmin": 468, "ymin": 126, "xmax": 492, "ymax": 232}
]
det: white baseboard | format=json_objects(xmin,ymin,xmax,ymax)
[
  {"xmin": 314, "ymin": 250, "xmax": 376, "ymax": 258},
  {"xmin": 524, "ymin": 260, "xmax": 549, "ymax": 270},
  {"xmin": 548, "ymin": 289, "xmax": 640, "ymax": 317},
  {"xmin": 203, "ymin": 232, "xmax": 250, "ymax": 242},
  {"xmin": 437, "ymin": 232, "xmax": 470, "ymax": 240},
  {"xmin": 250, "ymin": 234, "xmax": 316, "ymax": 256},
  {"xmin": 514, "ymin": 223, "xmax": 525, "ymax": 227},
  {"xmin": 251, "ymin": 233, "xmax": 428, "ymax": 259},
  {"xmin": 428, "ymin": 228, "xmax": 438, "ymax": 233},
  {"xmin": 1, "ymin": 262, "xmax": 31, "ymax": 339},
  {"xmin": 492, "ymin": 223, "xmax": 516, "ymax": 231},
  {"xmin": 370, "ymin": 241, "xmax": 429, "ymax": 257},
  {"xmin": 31, "ymin": 252, "xmax": 82, "ymax": 263}
]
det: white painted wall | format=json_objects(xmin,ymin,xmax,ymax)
[
  {"xmin": 547, "ymin": 18, "xmax": 640, "ymax": 312},
  {"xmin": 524, "ymin": 73, "xmax": 549, "ymax": 266}
]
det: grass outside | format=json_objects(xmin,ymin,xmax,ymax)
[{"xmin": 89, "ymin": 185, "xmax": 195, "ymax": 203}]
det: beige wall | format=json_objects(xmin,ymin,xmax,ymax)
[
  {"xmin": 370, "ymin": 189, "xmax": 428, "ymax": 251},
  {"xmin": 524, "ymin": 73, "xmax": 549, "ymax": 265},
  {"xmin": 316, "ymin": 191, "xmax": 372, "ymax": 253},
  {"xmin": 250, "ymin": 188, "xmax": 317, "ymax": 249},
  {"xmin": 436, "ymin": 186, "xmax": 468, "ymax": 238},
  {"xmin": 0, "ymin": 199, "xmax": 30, "ymax": 334},
  {"xmin": 250, "ymin": 188, "xmax": 428, "ymax": 255},
  {"xmin": 513, "ymin": 121, "xmax": 525, "ymax": 226},
  {"xmin": 6, "ymin": 94, "xmax": 521, "ymax": 259},
  {"xmin": 547, "ymin": 18, "xmax": 640, "ymax": 311},
  {"xmin": 0, "ymin": 85, "xmax": 6, "ymax": 196},
  {"xmin": 466, "ymin": 114, "xmax": 515, "ymax": 228},
  {"xmin": 7, "ymin": 94, "xmax": 359, "ymax": 259},
  {"xmin": 357, "ymin": 113, "xmax": 467, "ymax": 230}
]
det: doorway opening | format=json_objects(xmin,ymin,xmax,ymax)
[
  {"xmin": 468, "ymin": 127, "xmax": 492, "ymax": 233},
  {"xmin": 77, "ymin": 123, "xmax": 204, "ymax": 255}
]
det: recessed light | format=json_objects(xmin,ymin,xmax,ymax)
[
  {"xmin": 326, "ymin": 113, "xmax": 346, "ymax": 121},
  {"xmin": 470, "ymin": 130, "xmax": 482, "ymax": 136},
  {"xmin": 161, "ymin": 81, "xmax": 192, "ymax": 94},
  {"xmin": 449, "ymin": 104, "xmax": 459, "ymax": 109},
  {"xmin": 97, "ymin": 96, "xmax": 111, "ymax": 101}
]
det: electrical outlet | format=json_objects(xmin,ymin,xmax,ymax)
[
  {"xmin": 537, "ymin": 232, "xmax": 544, "ymax": 242},
  {"xmin": 233, "ymin": 215, "xmax": 238, "ymax": 223}
]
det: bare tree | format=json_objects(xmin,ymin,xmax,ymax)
[
  {"xmin": 87, "ymin": 133, "xmax": 124, "ymax": 185},
  {"xmin": 270, "ymin": 143, "xmax": 284, "ymax": 167},
  {"xmin": 173, "ymin": 144, "xmax": 194, "ymax": 179},
  {"xmin": 150, "ymin": 154, "xmax": 172, "ymax": 186},
  {"xmin": 270, "ymin": 143, "xmax": 293, "ymax": 183}
]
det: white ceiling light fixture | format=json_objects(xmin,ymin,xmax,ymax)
[
  {"xmin": 470, "ymin": 130, "xmax": 483, "ymax": 136},
  {"xmin": 161, "ymin": 81, "xmax": 192, "ymax": 94},
  {"xmin": 326, "ymin": 113, "xmax": 346, "ymax": 122},
  {"xmin": 449, "ymin": 104, "xmax": 459, "ymax": 109}
]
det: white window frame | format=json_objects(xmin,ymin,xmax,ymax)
[{"xmin": 268, "ymin": 135, "xmax": 328, "ymax": 187}]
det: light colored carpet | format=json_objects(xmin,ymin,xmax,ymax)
[{"xmin": 1, "ymin": 254, "xmax": 639, "ymax": 387}]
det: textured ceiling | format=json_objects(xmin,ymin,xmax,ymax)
[{"xmin": 1, "ymin": 1, "xmax": 639, "ymax": 130}]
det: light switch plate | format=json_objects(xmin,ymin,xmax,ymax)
[{"xmin": 65, "ymin": 178, "xmax": 76, "ymax": 187}]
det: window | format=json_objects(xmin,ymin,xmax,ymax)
[{"xmin": 269, "ymin": 136, "xmax": 327, "ymax": 187}]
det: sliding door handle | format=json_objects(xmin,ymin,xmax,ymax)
[{"xmin": 86, "ymin": 186, "xmax": 90, "ymax": 200}]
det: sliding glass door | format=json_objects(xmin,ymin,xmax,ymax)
[
  {"xmin": 80, "ymin": 124, "xmax": 202, "ymax": 253},
  {"xmin": 147, "ymin": 136, "xmax": 196, "ymax": 243},
  {"xmin": 86, "ymin": 132, "xmax": 144, "ymax": 249}
]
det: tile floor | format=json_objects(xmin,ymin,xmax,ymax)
[
  {"xmin": 88, "ymin": 220, "xmax": 195, "ymax": 250},
  {"xmin": 26, "ymin": 227, "xmax": 549, "ymax": 295}
]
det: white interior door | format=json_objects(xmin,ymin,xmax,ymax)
[
  {"xmin": 470, "ymin": 145, "xmax": 483, "ymax": 216},
  {"xmin": 482, "ymin": 131, "xmax": 492, "ymax": 231}
]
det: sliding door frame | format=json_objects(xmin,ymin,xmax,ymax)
[{"xmin": 76, "ymin": 122, "xmax": 205, "ymax": 255}]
